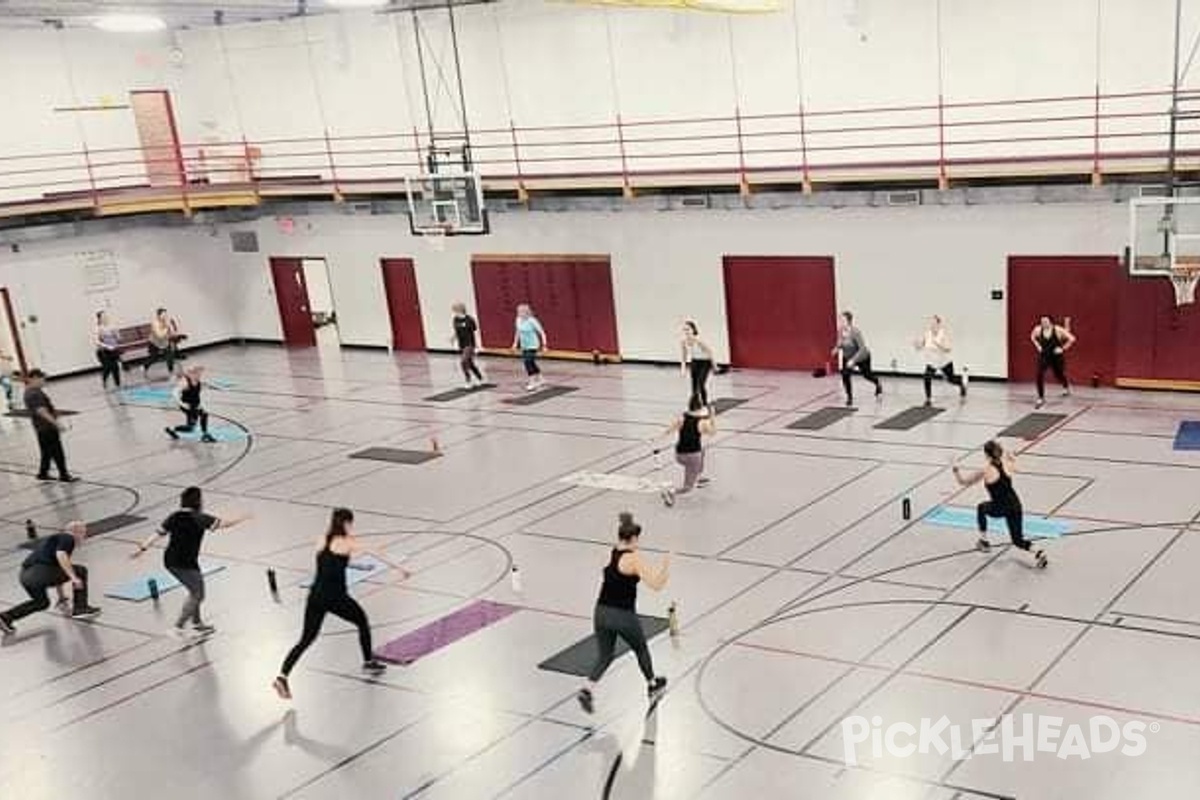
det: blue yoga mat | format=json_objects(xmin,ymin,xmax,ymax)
[
  {"xmin": 207, "ymin": 379, "xmax": 236, "ymax": 390},
  {"xmin": 1174, "ymin": 421, "xmax": 1200, "ymax": 451},
  {"xmin": 923, "ymin": 506, "xmax": 1070, "ymax": 539},
  {"xmin": 122, "ymin": 387, "xmax": 174, "ymax": 404},
  {"xmin": 169, "ymin": 425, "xmax": 247, "ymax": 443},
  {"xmin": 105, "ymin": 561, "xmax": 226, "ymax": 602},
  {"xmin": 300, "ymin": 554, "xmax": 388, "ymax": 589}
]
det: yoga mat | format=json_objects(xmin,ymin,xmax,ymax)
[
  {"xmin": 105, "ymin": 561, "xmax": 226, "ymax": 602},
  {"xmin": 560, "ymin": 471, "xmax": 666, "ymax": 494},
  {"xmin": 710, "ymin": 397, "xmax": 748, "ymax": 415},
  {"xmin": 207, "ymin": 379, "xmax": 237, "ymax": 390},
  {"xmin": 85, "ymin": 513, "xmax": 148, "ymax": 537},
  {"xmin": 300, "ymin": 554, "xmax": 388, "ymax": 589},
  {"xmin": 537, "ymin": 615, "xmax": 670, "ymax": 676},
  {"xmin": 787, "ymin": 406, "xmax": 857, "ymax": 430},
  {"xmin": 375, "ymin": 599, "xmax": 521, "ymax": 665},
  {"xmin": 5, "ymin": 409, "xmax": 79, "ymax": 418},
  {"xmin": 875, "ymin": 405, "xmax": 944, "ymax": 430},
  {"xmin": 923, "ymin": 506, "xmax": 1069, "ymax": 539},
  {"xmin": 998, "ymin": 412, "xmax": 1068, "ymax": 440},
  {"xmin": 169, "ymin": 426, "xmax": 247, "ymax": 443},
  {"xmin": 424, "ymin": 384, "xmax": 496, "ymax": 402},
  {"xmin": 348, "ymin": 447, "xmax": 441, "ymax": 464},
  {"xmin": 503, "ymin": 385, "xmax": 578, "ymax": 406},
  {"xmin": 1173, "ymin": 421, "xmax": 1200, "ymax": 451}
]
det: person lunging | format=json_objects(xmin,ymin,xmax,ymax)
[{"xmin": 953, "ymin": 440, "xmax": 1048, "ymax": 569}]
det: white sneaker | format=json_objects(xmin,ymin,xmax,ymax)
[
  {"xmin": 525, "ymin": 381, "xmax": 537, "ymax": 392},
  {"xmin": 170, "ymin": 626, "xmax": 193, "ymax": 639},
  {"xmin": 464, "ymin": 381, "xmax": 474, "ymax": 390}
]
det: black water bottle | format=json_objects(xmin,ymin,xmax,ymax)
[
  {"xmin": 25, "ymin": 519, "xmax": 36, "ymax": 540},
  {"xmin": 148, "ymin": 578, "xmax": 159, "ymax": 601},
  {"xmin": 267, "ymin": 568, "xmax": 278, "ymax": 594},
  {"xmin": 902, "ymin": 497, "xmax": 912, "ymax": 521}
]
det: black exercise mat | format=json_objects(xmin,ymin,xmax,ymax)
[
  {"xmin": 874, "ymin": 405, "xmax": 945, "ymax": 430},
  {"xmin": 5, "ymin": 409, "xmax": 79, "ymax": 419},
  {"xmin": 424, "ymin": 383, "xmax": 496, "ymax": 402},
  {"xmin": 85, "ymin": 513, "xmax": 148, "ymax": 537},
  {"xmin": 348, "ymin": 447, "xmax": 442, "ymax": 465},
  {"xmin": 710, "ymin": 397, "xmax": 749, "ymax": 415},
  {"xmin": 537, "ymin": 615, "xmax": 670, "ymax": 676},
  {"xmin": 787, "ymin": 406, "xmax": 857, "ymax": 430},
  {"xmin": 998, "ymin": 412, "xmax": 1068, "ymax": 440},
  {"xmin": 502, "ymin": 385, "xmax": 578, "ymax": 406}
]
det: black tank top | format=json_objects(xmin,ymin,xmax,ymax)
[
  {"xmin": 311, "ymin": 545, "xmax": 349, "ymax": 596},
  {"xmin": 1035, "ymin": 328, "xmax": 1061, "ymax": 355},
  {"xmin": 985, "ymin": 461, "xmax": 1021, "ymax": 508},
  {"xmin": 180, "ymin": 377, "xmax": 201, "ymax": 407},
  {"xmin": 676, "ymin": 414, "xmax": 702, "ymax": 454},
  {"xmin": 597, "ymin": 548, "xmax": 638, "ymax": 610}
]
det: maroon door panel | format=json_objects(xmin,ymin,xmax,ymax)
[
  {"xmin": 471, "ymin": 256, "xmax": 620, "ymax": 355},
  {"xmin": 1007, "ymin": 256, "xmax": 1119, "ymax": 384},
  {"xmin": 723, "ymin": 256, "xmax": 837, "ymax": 370},
  {"xmin": 1117, "ymin": 275, "xmax": 1200, "ymax": 382},
  {"xmin": 381, "ymin": 258, "xmax": 426, "ymax": 351},
  {"xmin": 268, "ymin": 257, "xmax": 316, "ymax": 347}
]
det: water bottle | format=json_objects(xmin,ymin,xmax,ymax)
[
  {"xmin": 902, "ymin": 497, "xmax": 912, "ymax": 521},
  {"xmin": 266, "ymin": 568, "xmax": 278, "ymax": 594},
  {"xmin": 962, "ymin": 366, "xmax": 970, "ymax": 387},
  {"xmin": 668, "ymin": 602, "xmax": 680, "ymax": 637},
  {"xmin": 148, "ymin": 578, "xmax": 159, "ymax": 601},
  {"xmin": 510, "ymin": 565, "xmax": 523, "ymax": 594},
  {"xmin": 25, "ymin": 519, "xmax": 36, "ymax": 540}
]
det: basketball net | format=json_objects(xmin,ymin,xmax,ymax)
[{"xmin": 1171, "ymin": 266, "xmax": 1200, "ymax": 306}]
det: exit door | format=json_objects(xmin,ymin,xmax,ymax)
[
  {"xmin": 268, "ymin": 257, "xmax": 317, "ymax": 346},
  {"xmin": 381, "ymin": 258, "xmax": 426, "ymax": 351}
]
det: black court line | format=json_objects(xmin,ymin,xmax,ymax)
[
  {"xmin": 710, "ymin": 397, "xmax": 749, "ymax": 415},
  {"xmin": 501, "ymin": 385, "xmax": 579, "ymax": 406},
  {"xmin": 874, "ymin": 405, "xmax": 945, "ymax": 430},
  {"xmin": 998, "ymin": 411, "xmax": 1069, "ymax": 440},
  {"xmin": 423, "ymin": 383, "xmax": 497, "ymax": 402},
  {"xmin": 787, "ymin": 406, "xmax": 857, "ymax": 430}
]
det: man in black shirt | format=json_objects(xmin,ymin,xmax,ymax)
[
  {"xmin": 0, "ymin": 520, "xmax": 99, "ymax": 635},
  {"xmin": 451, "ymin": 303, "xmax": 485, "ymax": 389},
  {"xmin": 23, "ymin": 369, "xmax": 78, "ymax": 482},
  {"xmin": 134, "ymin": 486, "xmax": 250, "ymax": 637}
]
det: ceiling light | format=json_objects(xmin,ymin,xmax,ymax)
[
  {"xmin": 94, "ymin": 13, "xmax": 167, "ymax": 33},
  {"xmin": 326, "ymin": 0, "xmax": 390, "ymax": 8}
]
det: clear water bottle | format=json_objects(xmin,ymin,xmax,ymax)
[
  {"xmin": 510, "ymin": 565, "xmax": 523, "ymax": 594},
  {"xmin": 668, "ymin": 602, "xmax": 679, "ymax": 637}
]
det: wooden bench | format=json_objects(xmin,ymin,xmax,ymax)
[{"xmin": 112, "ymin": 324, "xmax": 188, "ymax": 367}]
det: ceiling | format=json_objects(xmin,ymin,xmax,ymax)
[{"xmin": 0, "ymin": 0, "xmax": 495, "ymax": 29}]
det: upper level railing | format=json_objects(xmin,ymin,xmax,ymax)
[{"xmin": 2, "ymin": 87, "xmax": 1198, "ymax": 218}]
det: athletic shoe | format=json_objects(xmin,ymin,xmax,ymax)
[
  {"xmin": 660, "ymin": 487, "xmax": 675, "ymax": 508},
  {"xmin": 35, "ymin": 473, "xmax": 52, "ymax": 481},
  {"xmin": 959, "ymin": 383, "xmax": 968, "ymax": 398},
  {"xmin": 1034, "ymin": 398, "xmax": 1045, "ymax": 409},
  {"xmin": 59, "ymin": 475, "xmax": 80, "ymax": 483},
  {"xmin": 192, "ymin": 623, "xmax": 217, "ymax": 636},
  {"xmin": 200, "ymin": 434, "xmax": 217, "ymax": 444},
  {"xmin": 464, "ymin": 382, "xmax": 474, "ymax": 390},
  {"xmin": 70, "ymin": 605, "xmax": 101, "ymax": 619},
  {"xmin": 577, "ymin": 687, "xmax": 594, "ymax": 714},
  {"xmin": 924, "ymin": 398, "xmax": 932, "ymax": 407},
  {"xmin": 1034, "ymin": 550, "xmax": 1049, "ymax": 569},
  {"xmin": 844, "ymin": 398, "xmax": 854, "ymax": 408},
  {"xmin": 165, "ymin": 427, "xmax": 179, "ymax": 440},
  {"xmin": 0, "ymin": 617, "xmax": 14, "ymax": 636},
  {"xmin": 976, "ymin": 537, "xmax": 991, "ymax": 552},
  {"xmin": 875, "ymin": 384, "xmax": 883, "ymax": 397},
  {"xmin": 273, "ymin": 676, "xmax": 292, "ymax": 700},
  {"xmin": 1061, "ymin": 388, "xmax": 1071, "ymax": 398},
  {"xmin": 362, "ymin": 659, "xmax": 387, "ymax": 675},
  {"xmin": 524, "ymin": 382, "xmax": 536, "ymax": 392},
  {"xmin": 647, "ymin": 676, "xmax": 667, "ymax": 698},
  {"xmin": 697, "ymin": 477, "xmax": 711, "ymax": 488}
]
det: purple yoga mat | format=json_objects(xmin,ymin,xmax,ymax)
[{"xmin": 375, "ymin": 599, "xmax": 521, "ymax": 665}]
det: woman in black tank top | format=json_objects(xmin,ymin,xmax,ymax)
[
  {"xmin": 1029, "ymin": 316, "xmax": 1076, "ymax": 408},
  {"xmin": 165, "ymin": 365, "xmax": 215, "ymax": 443},
  {"xmin": 577, "ymin": 513, "xmax": 671, "ymax": 714},
  {"xmin": 659, "ymin": 395, "xmax": 717, "ymax": 507},
  {"xmin": 274, "ymin": 508, "xmax": 409, "ymax": 700},
  {"xmin": 954, "ymin": 441, "xmax": 1048, "ymax": 568}
]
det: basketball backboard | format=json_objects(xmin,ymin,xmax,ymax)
[
  {"xmin": 1128, "ymin": 195, "xmax": 1200, "ymax": 305},
  {"xmin": 405, "ymin": 171, "xmax": 488, "ymax": 237}
]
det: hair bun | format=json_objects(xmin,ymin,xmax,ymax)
[{"xmin": 618, "ymin": 511, "xmax": 634, "ymax": 526}]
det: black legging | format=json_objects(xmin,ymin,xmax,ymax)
[
  {"xmin": 173, "ymin": 405, "xmax": 209, "ymax": 435},
  {"xmin": 522, "ymin": 349, "xmax": 541, "ymax": 377},
  {"xmin": 923, "ymin": 363, "xmax": 964, "ymax": 400},
  {"xmin": 689, "ymin": 359, "xmax": 712, "ymax": 406},
  {"xmin": 841, "ymin": 357, "xmax": 881, "ymax": 401},
  {"xmin": 0, "ymin": 563, "xmax": 90, "ymax": 624},
  {"xmin": 977, "ymin": 501, "xmax": 1031, "ymax": 550},
  {"xmin": 36, "ymin": 428, "xmax": 69, "ymax": 479},
  {"xmin": 460, "ymin": 346, "xmax": 483, "ymax": 382},
  {"xmin": 588, "ymin": 604, "xmax": 655, "ymax": 683},
  {"xmin": 145, "ymin": 342, "xmax": 176, "ymax": 375},
  {"xmin": 97, "ymin": 349, "xmax": 121, "ymax": 388},
  {"xmin": 280, "ymin": 592, "xmax": 373, "ymax": 676},
  {"xmin": 1036, "ymin": 352, "xmax": 1069, "ymax": 400}
]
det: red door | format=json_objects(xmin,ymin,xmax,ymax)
[
  {"xmin": 268, "ymin": 257, "xmax": 316, "ymax": 347},
  {"xmin": 723, "ymin": 256, "xmax": 837, "ymax": 370},
  {"xmin": 381, "ymin": 258, "xmax": 426, "ymax": 351},
  {"xmin": 1007, "ymin": 256, "xmax": 1119, "ymax": 384}
]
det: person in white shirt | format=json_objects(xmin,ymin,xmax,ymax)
[{"xmin": 914, "ymin": 315, "xmax": 966, "ymax": 406}]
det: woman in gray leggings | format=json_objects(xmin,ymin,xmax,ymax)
[
  {"xmin": 577, "ymin": 512, "xmax": 670, "ymax": 714},
  {"xmin": 660, "ymin": 394, "xmax": 716, "ymax": 507}
]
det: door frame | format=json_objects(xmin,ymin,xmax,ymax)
[{"xmin": 0, "ymin": 287, "xmax": 29, "ymax": 375}]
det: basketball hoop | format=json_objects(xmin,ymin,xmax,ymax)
[{"xmin": 1171, "ymin": 265, "xmax": 1200, "ymax": 306}]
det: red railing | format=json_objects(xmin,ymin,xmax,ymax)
[{"xmin": 2, "ymin": 88, "xmax": 1199, "ymax": 215}]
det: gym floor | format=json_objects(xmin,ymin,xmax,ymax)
[{"xmin": 1, "ymin": 345, "xmax": 1198, "ymax": 800}]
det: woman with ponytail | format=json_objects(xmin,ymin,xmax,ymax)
[
  {"xmin": 953, "ymin": 440, "xmax": 1048, "ymax": 568},
  {"xmin": 274, "ymin": 508, "xmax": 407, "ymax": 699},
  {"xmin": 577, "ymin": 512, "xmax": 670, "ymax": 714}
]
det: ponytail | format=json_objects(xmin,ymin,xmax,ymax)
[
  {"xmin": 617, "ymin": 511, "xmax": 641, "ymax": 542},
  {"xmin": 325, "ymin": 507, "xmax": 354, "ymax": 546},
  {"xmin": 983, "ymin": 440, "xmax": 1003, "ymax": 469}
]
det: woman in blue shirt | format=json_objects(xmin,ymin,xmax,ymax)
[{"xmin": 511, "ymin": 304, "xmax": 548, "ymax": 391}]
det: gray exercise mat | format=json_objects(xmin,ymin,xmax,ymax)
[
  {"xmin": 710, "ymin": 397, "xmax": 748, "ymax": 415},
  {"xmin": 537, "ymin": 615, "xmax": 670, "ymax": 676},
  {"xmin": 787, "ymin": 406, "xmax": 857, "ymax": 430},
  {"xmin": 424, "ymin": 384, "xmax": 496, "ymax": 402},
  {"xmin": 503, "ymin": 385, "xmax": 578, "ymax": 406},
  {"xmin": 874, "ymin": 405, "xmax": 945, "ymax": 430},
  {"xmin": 999, "ymin": 412, "xmax": 1068, "ymax": 440},
  {"xmin": 85, "ymin": 513, "xmax": 148, "ymax": 537},
  {"xmin": 348, "ymin": 447, "xmax": 442, "ymax": 465}
]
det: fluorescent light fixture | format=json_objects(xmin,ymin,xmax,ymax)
[
  {"xmin": 93, "ymin": 13, "xmax": 167, "ymax": 32},
  {"xmin": 326, "ymin": 0, "xmax": 390, "ymax": 8}
]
